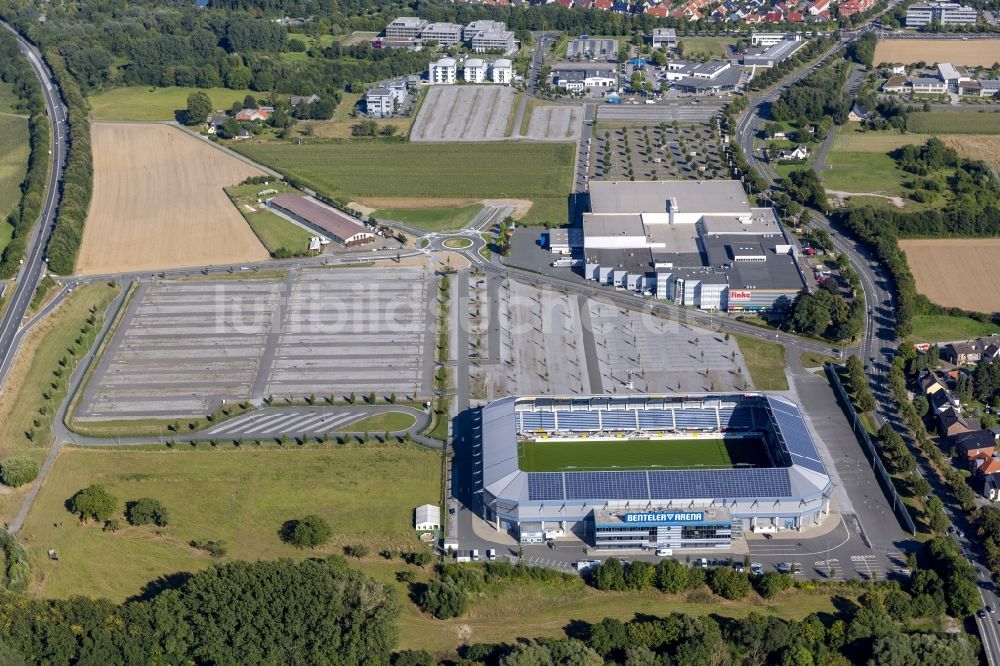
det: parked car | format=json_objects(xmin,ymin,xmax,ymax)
[
  {"xmin": 471, "ymin": 549, "xmax": 480, "ymax": 561},
  {"xmin": 776, "ymin": 562, "xmax": 793, "ymax": 573},
  {"xmin": 486, "ymin": 549, "xmax": 496, "ymax": 561},
  {"xmin": 750, "ymin": 563, "xmax": 764, "ymax": 575}
]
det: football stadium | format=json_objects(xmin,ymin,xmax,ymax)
[{"xmin": 476, "ymin": 393, "xmax": 832, "ymax": 551}]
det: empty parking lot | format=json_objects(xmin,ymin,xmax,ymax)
[
  {"xmin": 75, "ymin": 267, "xmax": 435, "ymax": 420},
  {"xmin": 524, "ymin": 105, "xmax": 582, "ymax": 141},
  {"xmin": 410, "ymin": 86, "xmax": 516, "ymax": 142}
]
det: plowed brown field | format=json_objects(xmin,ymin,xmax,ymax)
[
  {"xmin": 900, "ymin": 238, "xmax": 1000, "ymax": 311},
  {"xmin": 77, "ymin": 123, "xmax": 268, "ymax": 274}
]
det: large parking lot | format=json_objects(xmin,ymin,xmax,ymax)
[
  {"xmin": 75, "ymin": 267, "xmax": 435, "ymax": 420},
  {"xmin": 468, "ymin": 280, "xmax": 751, "ymax": 401},
  {"xmin": 597, "ymin": 100, "xmax": 725, "ymax": 124},
  {"xmin": 524, "ymin": 104, "xmax": 582, "ymax": 141},
  {"xmin": 410, "ymin": 86, "xmax": 516, "ymax": 142},
  {"xmin": 590, "ymin": 123, "xmax": 727, "ymax": 181}
]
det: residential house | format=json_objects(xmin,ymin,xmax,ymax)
[
  {"xmin": 235, "ymin": 107, "xmax": 270, "ymax": 121},
  {"xmin": 777, "ymin": 144, "xmax": 809, "ymax": 161},
  {"xmin": 839, "ymin": 0, "xmax": 874, "ymax": 16},
  {"xmin": 365, "ymin": 85, "xmax": 406, "ymax": 118},
  {"xmin": 938, "ymin": 407, "xmax": 981, "ymax": 438},
  {"xmin": 847, "ymin": 104, "xmax": 871, "ymax": 121},
  {"xmin": 808, "ymin": 0, "xmax": 831, "ymax": 14},
  {"xmin": 984, "ymin": 470, "xmax": 1000, "ymax": 501},
  {"xmin": 943, "ymin": 339, "xmax": 987, "ymax": 365},
  {"xmin": 956, "ymin": 429, "xmax": 998, "ymax": 462},
  {"xmin": 206, "ymin": 113, "xmax": 228, "ymax": 134}
]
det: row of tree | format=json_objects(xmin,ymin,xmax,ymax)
[
  {"xmin": 0, "ymin": 556, "xmax": 399, "ymax": 665},
  {"xmin": 770, "ymin": 61, "xmax": 851, "ymax": 125},
  {"xmin": 0, "ymin": 30, "xmax": 50, "ymax": 279}
]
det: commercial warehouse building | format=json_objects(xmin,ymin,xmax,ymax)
[
  {"xmin": 742, "ymin": 36, "xmax": 804, "ymax": 68},
  {"xmin": 477, "ymin": 394, "xmax": 833, "ymax": 550},
  {"xmin": 552, "ymin": 66, "xmax": 617, "ymax": 91},
  {"xmin": 566, "ymin": 38, "xmax": 619, "ymax": 60},
  {"xmin": 583, "ymin": 180, "xmax": 806, "ymax": 312},
  {"xmin": 267, "ymin": 194, "xmax": 374, "ymax": 247}
]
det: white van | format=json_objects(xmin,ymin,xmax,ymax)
[
  {"xmin": 655, "ymin": 547, "xmax": 673, "ymax": 557},
  {"xmin": 471, "ymin": 549, "xmax": 481, "ymax": 561},
  {"xmin": 486, "ymin": 549, "xmax": 496, "ymax": 561}
]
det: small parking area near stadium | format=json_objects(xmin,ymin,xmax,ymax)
[{"xmin": 74, "ymin": 266, "xmax": 435, "ymax": 420}]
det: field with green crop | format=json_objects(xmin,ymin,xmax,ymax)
[
  {"xmin": 88, "ymin": 86, "xmax": 255, "ymax": 121},
  {"xmin": 19, "ymin": 444, "xmax": 441, "ymax": 600},
  {"xmin": 907, "ymin": 111, "xmax": 1000, "ymax": 134},
  {"xmin": 373, "ymin": 205, "xmax": 482, "ymax": 232},
  {"xmin": 516, "ymin": 436, "xmax": 769, "ymax": 472},
  {"xmin": 233, "ymin": 141, "xmax": 575, "ymax": 201},
  {"xmin": 0, "ymin": 112, "xmax": 29, "ymax": 229}
]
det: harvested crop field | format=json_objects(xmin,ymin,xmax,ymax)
[
  {"xmin": 874, "ymin": 39, "xmax": 1000, "ymax": 67},
  {"xmin": 900, "ymin": 238, "xmax": 1000, "ymax": 311},
  {"xmin": 940, "ymin": 134, "xmax": 1000, "ymax": 168},
  {"xmin": 77, "ymin": 123, "xmax": 269, "ymax": 275}
]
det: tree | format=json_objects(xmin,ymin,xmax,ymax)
[
  {"xmin": 592, "ymin": 557, "xmax": 626, "ymax": 591},
  {"xmin": 418, "ymin": 579, "xmax": 467, "ymax": 619},
  {"xmin": 185, "ymin": 91, "xmax": 212, "ymax": 126},
  {"xmin": 654, "ymin": 558, "xmax": 688, "ymax": 594},
  {"xmin": 707, "ymin": 567, "xmax": 751, "ymax": 600},
  {"xmin": 125, "ymin": 497, "xmax": 169, "ymax": 526},
  {"xmin": 225, "ymin": 65, "xmax": 252, "ymax": 89},
  {"xmin": 869, "ymin": 633, "xmax": 979, "ymax": 666},
  {"xmin": 280, "ymin": 514, "xmax": 332, "ymax": 549},
  {"xmin": 69, "ymin": 485, "xmax": 118, "ymax": 522},
  {"xmin": 912, "ymin": 395, "xmax": 929, "ymax": 418},
  {"xmin": 623, "ymin": 561, "xmax": 655, "ymax": 590},
  {"xmin": 754, "ymin": 571, "xmax": 793, "ymax": 598},
  {"xmin": 0, "ymin": 456, "xmax": 39, "ymax": 487}
]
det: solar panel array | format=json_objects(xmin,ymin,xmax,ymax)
[
  {"xmin": 766, "ymin": 398, "xmax": 827, "ymax": 475},
  {"xmin": 528, "ymin": 468, "xmax": 793, "ymax": 501}
]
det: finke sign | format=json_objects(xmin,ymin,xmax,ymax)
[{"xmin": 729, "ymin": 290, "xmax": 752, "ymax": 300}]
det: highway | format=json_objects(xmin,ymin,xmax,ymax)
[
  {"xmin": 0, "ymin": 22, "xmax": 67, "ymax": 392},
  {"xmin": 734, "ymin": 16, "xmax": 1000, "ymax": 663}
]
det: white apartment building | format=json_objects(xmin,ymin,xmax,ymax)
[
  {"xmin": 750, "ymin": 32, "xmax": 790, "ymax": 47},
  {"xmin": 429, "ymin": 57, "xmax": 457, "ymax": 84},
  {"xmin": 464, "ymin": 58, "xmax": 487, "ymax": 83},
  {"xmin": 491, "ymin": 58, "xmax": 513, "ymax": 84}
]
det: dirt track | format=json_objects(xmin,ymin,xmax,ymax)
[
  {"xmin": 76, "ymin": 123, "xmax": 269, "ymax": 274},
  {"xmin": 900, "ymin": 238, "xmax": 1000, "ymax": 311}
]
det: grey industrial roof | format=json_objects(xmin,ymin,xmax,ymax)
[
  {"xmin": 583, "ymin": 213, "xmax": 646, "ymax": 238},
  {"xmin": 701, "ymin": 208, "xmax": 780, "ymax": 235},
  {"xmin": 567, "ymin": 38, "xmax": 619, "ymax": 58},
  {"xmin": 554, "ymin": 67, "xmax": 617, "ymax": 81},
  {"xmin": 672, "ymin": 67, "xmax": 743, "ymax": 90},
  {"xmin": 480, "ymin": 394, "xmax": 832, "ymax": 506},
  {"xmin": 585, "ymin": 247, "xmax": 654, "ymax": 274},
  {"xmin": 646, "ymin": 223, "xmax": 701, "ymax": 254},
  {"xmin": 588, "ymin": 180, "xmax": 752, "ymax": 216}
]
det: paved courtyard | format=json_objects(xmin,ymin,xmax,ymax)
[{"xmin": 75, "ymin": 266, "xmax": 435, "ymax": 420}]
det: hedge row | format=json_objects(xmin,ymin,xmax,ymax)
[
  {"xmin": 42, "ymin": 48, "xmax": 91, "ymax": 275},
  {"xmin": 0, "ymin": 30, "xmax": 49, "ymax": 278}
]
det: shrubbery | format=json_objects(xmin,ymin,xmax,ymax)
[
  {"xmin": 125, "ymin": 497, "xmax": 169, "ymax": 526},
  {"xmin": 0, "ymin": 456, "xmax": 39, "ymax": 487},
  {"xmin": 280, "ymin": 514, "xmax": 332, "ymax": 549}
]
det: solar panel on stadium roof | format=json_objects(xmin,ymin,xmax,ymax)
[
  {"xmin": 647, "ymin": 469, "xmax": 792, "ymax": 499},
  {"xmin": 527, "ymin": 473, "xmax": 565, "ymax": 501},
  {"xmin": 768, "ymin": 402, "xmax": 827, "ymax": 475},
  {"xmin": 564, "ymin": 471, "xmax": 649, "ymax": 500}
]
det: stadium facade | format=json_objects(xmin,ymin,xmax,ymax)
[{"xmin": 477, "ymin": 393, "xmax": 832, "ymax": 551}]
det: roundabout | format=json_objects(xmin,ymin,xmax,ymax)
[{"xmin": 442, "ymin": 237, "xmax": 473, "ymax": 249}]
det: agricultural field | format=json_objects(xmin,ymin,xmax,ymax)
[
  {"xmin": 909, "ymin": 314, "xmax": 1000, "ymax": 343},
  {"xmin": 907, "ymin": 111, "xmax": 1000, "ymax": 134},
  {"xmin": 19, "ymin": 444, "xmax": 441, "ymax": 600},
  {"xmin": 516, "ymin": 436, "xmax": 770, "ymax": 472},
  {"xmin": 372, "ymin": 204, "xmax": 483, "ymax": 232},
  {"xmin": 939, "ymin": 134, "xmax": 1000, "ymax": 169},
  {"xmin": 873, "ymin": 39, "xmax": 1000, "ymax": 67},
  {"xmin": 233, "ymin": 140, "xmax": 575, "ymax": 208},
  {"xmin": 900, "ymin": 238, "xmax": 1000, "ymax": 312},
  {"xmin": 88, "ymin": 86, "xmax": 255, "ymax": 121},
  {"xmin": 77, "ymin": 123, "xmax": 269, "ymax": 274},
  {"xmin": 0, "ymin": 112, "xmax": 29, "ymax": 236},
  {"xmin": 678, "ymin": 36, "xmax": 733, "ymax": 59}
]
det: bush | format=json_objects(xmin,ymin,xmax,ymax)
[
  {"xmin": 190, "ymin": 539, "xmax": 228, "ymax": 558},
  {"xmin": 707, "ymin": 567, "xmax": 751, "ymax": 600},
  {"xmin": 753, "ymin": 571, "xmax": 793, "ymax": 598},
  {"xmin": 280, "ymin": 515, "xmax": 332, "ymax": 549},
  {"xmin": 125, "ymin": 497, "xmax": 169, "ymax": 526},
  {"xmin": 402, "ymin": 550, "xmax": 433, "ymax": 566},
  {"xmin": 69, "ymin": 484, "xmax": 118, "ymax": 522},
  {"xmin": 0, "ymin": 456, "xmax": 39, "ymax": 487},
  {"xmin": 419, "ymin": 579, "xmax": 467, "ymax": 619},
  {"xmin": 392, "ymin": 650, "xmax": 434, "ymax": 666},
  {"xmin": 344, "ymin": 544, "xmax": 370, "ymax": 559}
]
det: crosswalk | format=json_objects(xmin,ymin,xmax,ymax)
[{"xmin": 203, "ymin": 409, "xmax": 370, "ymax": 438}]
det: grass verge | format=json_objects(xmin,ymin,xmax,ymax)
[
  {"xmin": 0, "ymin": 113, "xmax": 29, "ymax": 226},
  {"xmin": 345, "ymin": 411, "xmax": 417, "ymax": 433},
  {"xmin": 19, "ymin": 444, "xmax": 441, "ymax": 600},
  {"xmin": 908, "ymin": 313, "xmax": 1000, "ymax": 343},
  {"xmin": 735, "ymin": 334, "xmax": 789, "ymax": 391}
]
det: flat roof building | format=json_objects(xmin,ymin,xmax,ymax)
[
  {"xmin": 386, "ymin": 16, "xmax": 427, "ymax": 39},
  {"xmin": 742, "ymin": 37, "xmax": 804, "ymax": 68},
  {"xmin": 567, "ymin": 38, "xmax": 619, "ymax": 60},
  {"xmin": 420, "ymin": 22, "xmax": 463, "ymax": 46},
  {"xmin": 429, "ymin": 57, "xmax": 457, "ymax": 84},
  {"xmin": 267, "ymin": 194, "xmax": 374, "ymax": 247},
  {"xmin": 492, "ymin": 58, "xmax": 513, "ymax": 84},
  {"xmin": 583, "ymin": 181, "xmax": 805, "ymax": 312},
  {"xmin": 906, "ymin": 2, "xmax": 977, "ymax": 27},
  {"xmin": 651, "ymin": 28, "xmax": 677, "ymax": 49},
  {"xmin": 552, "ymin": 66, "xmax": 617, "ymax": 91}
]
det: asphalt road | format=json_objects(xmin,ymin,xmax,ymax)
[{"xmin": 0, "ymin": 22, "xmax": 68, "ymax": 393}]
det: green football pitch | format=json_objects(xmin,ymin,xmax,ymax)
[{"xmin": 516, "ymin": 437, "xmax": 770, "ymax": 472}]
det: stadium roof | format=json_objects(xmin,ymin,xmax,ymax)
[{"xmin": 480, "ymin": 394, "xmax": 831, "ymax": 506}]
